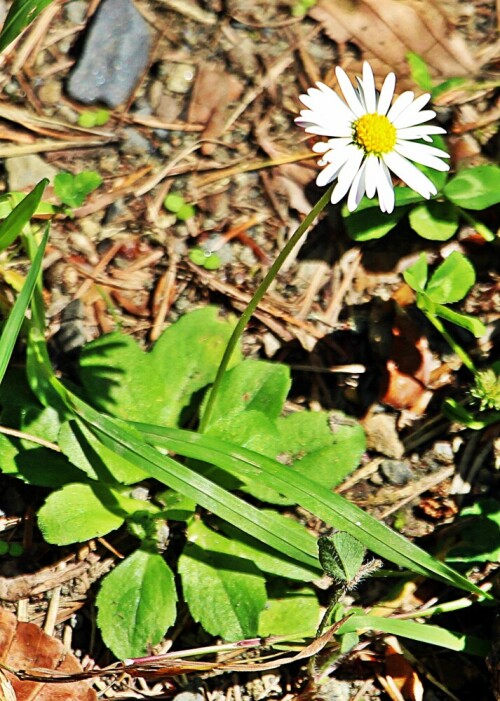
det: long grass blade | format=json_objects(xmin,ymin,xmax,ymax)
[
  {"xmin": 0, "ymin": 225, "xmax": 49, "ymax": 385},
  {"xmin": 0, "ymin": 179, "xmax": 48, "ymax": 249},
  {"xmin": 134, "ymin": 424, "xmax": 488, "ymax": 598}
]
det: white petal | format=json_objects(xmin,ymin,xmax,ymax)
[
  {"xmin": 312, "ymin": 141, "xmax": 331, "ymax": 153},
  {"xmin": 335, "ymin": 66, "xmax": 365, "ymax": 117},
  {"xmin": 395, "ymin": 142, "xmax": 450, "ymax": 171},
  {"xmin": 330, "ymin": 149, "xmax": 365, "ymax": 204},
  {"xmin": 393, "ymin": 109, "xmax": 436, "ymax": 129},
  {"xmin": 377, "ymin": 72, "xmax": 396, "ymax": 115},
  {"xmin": 383, "ymin": 151, "xmax": 437, "ymax": 198},
  {"xmin": 364, "ymin": 156, "xmax": 380, "ymax": 198},
  {"xmin": 347, "ymin": 160, "xmax": 368, "ymax": 211},
  {"xmin": 386, "ymin": 91, "xmax": 414, "ymax": 122},
  {"xmin": 316, "ymin": 161, "xmax": 342, "ymax": 187},
  {"xmin": 361, "ymin": 62, "xmax": 377, "ymax": 112},
  {"xmin": 396, "ymin": 125, "xmax": 446, "ymax": 140},
  {"xmin": 376, "ymin": 160, "xmax": 395, "ymax": 213},
  {"xmin": 396, "ymin": 139, "xmax": 450, "ymax": 160},
  {"xmin": 295, "ymin": 110, "xmax": 352, "ymax": 137}
]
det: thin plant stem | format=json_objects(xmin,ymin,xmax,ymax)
[
  {"xmin": 425, "ymin": 312, "xmax": 477, "ymax": 375},
  {"xmin": 199, "ymin": 184, "xmax": 334, "ymax": 432}
]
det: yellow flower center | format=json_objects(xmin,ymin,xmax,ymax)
[{"xmin": 353, "ymin": 113, "xmax": 397, "ymax": 155}]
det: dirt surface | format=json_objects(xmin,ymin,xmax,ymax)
[{"xmin": 0, "ymin": 0, "xmax": 499, "ymax": 699}]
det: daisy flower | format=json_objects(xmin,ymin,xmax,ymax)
[{"xmin": 296, "ymin": 62, "xmax": 450, "ymax": 214}]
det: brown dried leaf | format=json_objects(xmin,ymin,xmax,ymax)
[
  {"xmin": 0, "ymin": 609, "xmax": 96, "ymax": 701},
  {"xmin": 310, "ymin": 0, "xmax": 477, "ymax": 87},
  {"xmin": 188, "ymin": 64, "xmax": 244, "ymax": 155},
  {"xmin": 384, "ymin": 635, "xmax": 424, "ymax": 701}
]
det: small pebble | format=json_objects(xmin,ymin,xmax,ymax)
[
  {"xmin": 380, "ymin": 459, "xmax": 413, "ymax": 486},
  {"xmin": 5, "ymin": 155, "xmax": 58, "ymax": 191},
  {"xmin": 166, "ymin": 63, "xmax": 195, "ymax": 94},
  {"xmin": 65, "ymin": 0, "xmax": 87, "ymax": 24},
  {"xmin": 432, "ymin": 441, "xmax": 454, "ymax": 464}
]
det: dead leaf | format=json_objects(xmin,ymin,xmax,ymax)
[
  {"xmin": 384, "ymin": 635, "xmax": 424, "ymax": 701},
  {"xmin": 0, "ymin": 609, "xmax": 96, "ymax": 700},
  {"xmin": 0, "ymin": 670, "xmax": 16, "ymax": 701},
  {"xmin": 310, "ymin": 0, "xmax": 477, "ymax": 88},
  {"xmin": 188, "ymin": 64, "xmax": 244, "ymax": 155}
]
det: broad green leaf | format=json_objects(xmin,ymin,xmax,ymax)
[
  {"xmin": 0, "ymin": 0, "xmax": 54, "ymax": 53},
  {"xmin": 54, "ymin": 171, "xmax": 102, "ymax": 209},
  {"xmin": 444, "ymin": 165, "xmax": 500, "ymax": 210},
  {"xmin": 0, "ymin": 180, "xmax": 47, "ymax": 250},
  {"xmin": 37, "ymin": 482, "xmax": 153, "ymax": 544},
  {"xmin": 258, "ymin": 586, "xmax": 320, "ymax": 637},
  {"xmin": 425, "ymin": 251, "xmax": 475, "ymax": 303},
  {"xmin": 96, "ymin": 549, "xmax": 177, "ymax": 658},
  {"xmin": 78, "ymin": 306, "xmax": 241, "ymax": 426},
  {"xmin": 202, "ymin": 360, "xmax": 291, "ymax": 429},
  {"xmin": 403, "ymin": 253, "xmax": 428, "ymax": 292},
  {"xmin": 276, "ymin": 411, "xmax": 365, "ymax": 488},
  {"xmin": 59, "ymin": 419, "xmax": 146, "ymax": 484},
  {"xmin": 157, "ymin": 490, "xmax": 197, "ymax": 521},
  {"xmin": 409, "ymin": 201, "xmax": 459, "ymax": 241},
  {"xmin": 319, "ymin": 532, "xmax": 366, "ymax": 584},
  {"xmin": 338, "ymin": 615, "xmax": 489, "ymax": 656},
  {"xmin": 446, "ymin": 499, "xmax": 500, "ymax": 564},
  {"xmin": 343, "ymin": 204, "xmax": 406, "ymax": 241},
  {"xmin": 178, "ymin": 519, "xmax": 267, "ymax": 640},
  {"xmin": 137, "ymin": 423, "xmax": 488, "ymax": 598},
  {"xmin": 406, "ymin": 52, "xmax": 433, "ymax": 92}
]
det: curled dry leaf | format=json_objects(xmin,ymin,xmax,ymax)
[
  {"xmin": 0, "ymin": 609, "xmax": 96, "ymax": 701},
  {"xmin": 187, "ymin": 64, "xmax": 244, "ymax": 155},
  {"xmin": 310, "ymin": 0, "xmax": 477, "ymax": 87}
]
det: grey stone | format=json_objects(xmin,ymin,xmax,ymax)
[
  {"xmin": 380, "ymin": 459, "xmax": 413, "ymax": 486},
  {"xmin": 67, "ymin": 0, "xmax": 152, "ymax": 107},
  {"xmin": 172, "ymin": 693, "xmax": 204, "ymax": 701},
  {"xmin": 5, "ymin": 155, "xmax": 58, "ymax": 191}
]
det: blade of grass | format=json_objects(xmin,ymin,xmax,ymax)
[
  {"xmin": 0, "ymin": 1, "xmax": 54, "ymax": 53},
  {"xmin": 0, "ymin": 224, "xmax": 49, "ymax": 385},
  {"xmin": 134, "ymin": 424, "xmax": 489, "ymax": 598},
  {"xmin": 338, "ymin": 615, "xmax": 489, "ymax": 656},
  {"xmin": 0, "ymin": 179, "xmax": 48, "ymax": 249},
  {"xmin": 25, "ymin": 351, "xmax": 321, "ymax": 572}
]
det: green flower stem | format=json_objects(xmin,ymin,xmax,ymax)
[
  {"xmin": 199, "ymin": 184, "xmax": 334, "ymax": 432},
  {"xmin": 425, "ymin": 311, "xmax": 477, "ymax": 375}
]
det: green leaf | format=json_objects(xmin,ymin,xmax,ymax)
[
  {"xmin": 163, "ymin": 192, "xmax": 185, "ymax": 213},
  {"xmin": 338, "ymin": 615, "xmax": 489, "ymax": 656},
  {"xmin": 0, "ymin": 0, "xmax": 54, "ymax": 53},
  {"xmin": 0, "ymin": 224, "xmax": 48, "ymax": 386},
  {"xmin": 432, "ymin": 304, "xmax": 486, "ymax": 337},
  {"xmin": 54, "ymin": 171, "xmax": 102, "ymax": 208},
  {"xmin": 343, "ymin": 203, "xmax": 406, "ymax": 241},
  {"xmin": 178, "ymin": 519, "xmax": 267, "ymax": 640},
  {"xmin": 176, "ymin": 203, "xmax": 196, "ymax": 221},
  {"xmin": 409, "ymin": 200, "xmax": 459, "ymax": 241},
  {"xmin": 442, "ymin": 399, "xmax": 498, "ymax": 430},
  {"xmin": 96, "ymin": 549, "xmax": 177, "ymax": 659},
  {"xmin": 258, "ymin": 586, "xmax": 320, "ymax": 637},
  {"xmin": 137, "ymin": 423, "xmax": 488, "ymax": 598},
  {"xmin": 0, "ymin": 179, "xmax": 48, "ymax": 250},
  {"xmin": 444, "ymin": 165, "xmax": 500, "ymax": 210},
  {"xmin": 431, "ymin": 77, "xmax": 467, "ymax": 100},
  {"xmin": 59, "ymin": 419, "xmax": 146, "ymax": 484},
  {"xmin": 277, "ymin": 411, "xmax": 365, "ymax": 489},
  {"xmin": 446, "ymin": 499, "xmax": 500, "ymax": 564},
  {"xmin": 78, "ymin": 306, "xmax": 241, "ymax": 427},
  {"xmin": 426, "ymin": 251, "xmax": 475, "ymax": 304},
  {"xmin": 406, "ymin": 52, "xmax": 433, "ymax": 92},
  {"xmin": 403, "ymin": 253, "xmax": 428, "ymax": 292},
  {"xmin": 37, "ymin": 482, "xmax": 152, "ymax": 544},
  {"xmin": 318, "ymin": 532, "xmax": 366, "ymax": 584},
  {"xmin": 217, "ymin": 513, "xmax": 319, "ymax": 581},
  {"xmin": 203, "ymin": 360, "xmax": 290, "ymax": 429}
]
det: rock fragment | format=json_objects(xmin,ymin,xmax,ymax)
[{"xmin": 67, "ymin": 0, "xmax": 152, "ymax": 107}]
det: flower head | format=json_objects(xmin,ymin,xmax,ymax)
[{"xmin": 296, "ymin": 62, "xmax": 450, "ymax": 213}]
